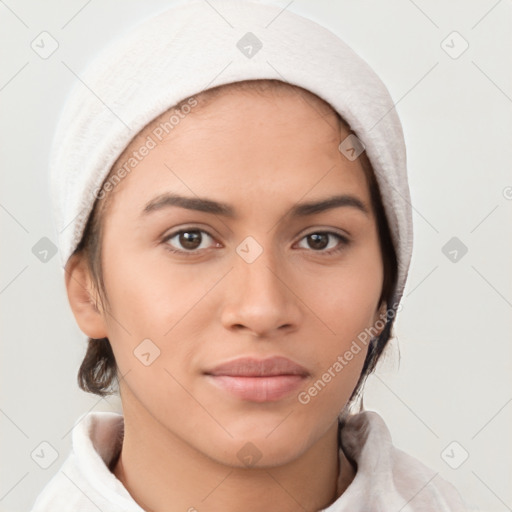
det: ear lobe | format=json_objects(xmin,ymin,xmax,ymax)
[{"xmin": 65, "ymin": 253, "xmax": 108, "ymax": 339}]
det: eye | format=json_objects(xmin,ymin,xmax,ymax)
[
  {"xmin": 163, "ymin": 228, "xmax": 218, "ymax": 254},
  {"xmin": 296, "ymin": 231, "xmax": 349, "ymax": 255},
  {"xmin": 162, "ymin": 228, "xmax": 350, "ymax": 256}
]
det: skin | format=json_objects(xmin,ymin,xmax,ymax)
[{"xmin": 66, "ymin": 88, "xmax": 386, "ymax": 512}]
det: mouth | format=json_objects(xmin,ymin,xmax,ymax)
[{"xmin": 203, "ymin": 356, "xmax": 309, "ymax": 402}]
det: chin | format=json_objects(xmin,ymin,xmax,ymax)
[{"xmin": 194, "ymin": 424, "xmax": 315, "ymax": 469}]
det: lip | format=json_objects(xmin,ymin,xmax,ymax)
[
  {"xmin": 205, "ymin": 356, "xmax": 309, "ymax": 377},
  {"xmin": 204, "ymin": 356, "xmax": 309, "ymax": 402}
]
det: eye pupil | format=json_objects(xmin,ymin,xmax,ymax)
[
  {"xmin": 180, "ymin": 231, "xmax": 201, "ymax": 250},
  {"xmin": 308, "ymin": 233, "xmax": 328, "ymax": 250}
]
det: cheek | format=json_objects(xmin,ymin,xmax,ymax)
[
  {"xmin": 301, "ymin": 241, "xmax": 383, "ymax": 345},
  {"xmin": 99, "ymin": 247, "xmax": 215, "ymax": 384},
  {"xmin": 101, "ymin": 244, "xmax": 210, "ymax": 332},
  {"xmin": 290, "ymin": 245, "xmax": 383, "ymax": 414}
]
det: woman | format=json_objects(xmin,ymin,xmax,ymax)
[{"xmin": 31, "ymin": 0, "xmax": 468, "ymax": 510}]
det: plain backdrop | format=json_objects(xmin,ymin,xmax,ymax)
[{"xmin": 1, "ymin": 0, "xmax": 511, "ymax": 511}]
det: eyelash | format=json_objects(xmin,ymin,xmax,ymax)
[{"xmin": 161, "ymin": 228, "xmax": 350, "ymax": 256}]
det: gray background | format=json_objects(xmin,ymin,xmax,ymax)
[{"xmin": 1, "ymin": 0, "xmax": 511, "ymax": 510}]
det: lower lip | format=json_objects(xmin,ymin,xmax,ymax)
[{"xmin": 206, "ymin": 375, "xmax": 306, "ymax": 402}]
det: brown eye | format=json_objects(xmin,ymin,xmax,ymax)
[
  {"xmin": 307, "ymin": 233, "xmax": 329, "ymax": 250},
  {"xmin": 297, "ymin": 231, "xmax": 349, "ymax": 254},
  {"xmin": 163, "ymin": 229, "xmax": 216, "ymax": 253},
  {"xmin": 179, "ymin": 231, "xmax": 202, "ymax": 250}
]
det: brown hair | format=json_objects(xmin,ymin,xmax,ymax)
[{"xmin": 72, "ymin": 79, "xmax": 397, "ymax": 402}]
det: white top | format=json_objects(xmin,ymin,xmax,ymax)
[{"xmin": 30, "ymin": 410, "xmax": 469, "ymax": 512}]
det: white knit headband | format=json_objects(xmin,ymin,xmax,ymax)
[{"xmin": 49, "ymin": 0, "xmax": 413, "ymax": 311}]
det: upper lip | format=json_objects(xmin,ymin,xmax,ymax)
[{"xmin": 204, "ymin": 356, "xmax": 309, "ymax": 377}]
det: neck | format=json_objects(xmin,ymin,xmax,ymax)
[{"xmin": 113, "ymin": 392, "xmax": 355, "ymax": 512}]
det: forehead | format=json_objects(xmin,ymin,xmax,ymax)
[
  {"xmin": 132, "ymin": 84, "xmax": 343, "ymax": 151},
  {"xmin": 102, "ymin": 87, "xmax": 370, "ymax": 218}
]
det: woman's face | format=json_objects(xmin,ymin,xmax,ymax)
[{"xmin": 98, "ymin": 89, "xmax": 385, "ymax": 466}]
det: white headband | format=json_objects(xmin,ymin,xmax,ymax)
[{"xmin": 49, "ymin": 0, "xmax": 413, "ymax": 311}]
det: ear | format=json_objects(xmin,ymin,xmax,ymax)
[
  {"xmin": 65, "ymin": 252, "xmax": 108, "ymax": 339},
  {"xmin": 371, "ymin": 300, "xmax": 388, "ymax": 338}
]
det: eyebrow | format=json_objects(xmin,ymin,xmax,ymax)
[{"xmin": 141, "ymin": 192, "xmax": 370, "ymax": 219}]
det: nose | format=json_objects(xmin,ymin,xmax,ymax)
[{"xmin": 220, "ymin": 246, "xmax": 302, "ymax": 338}]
